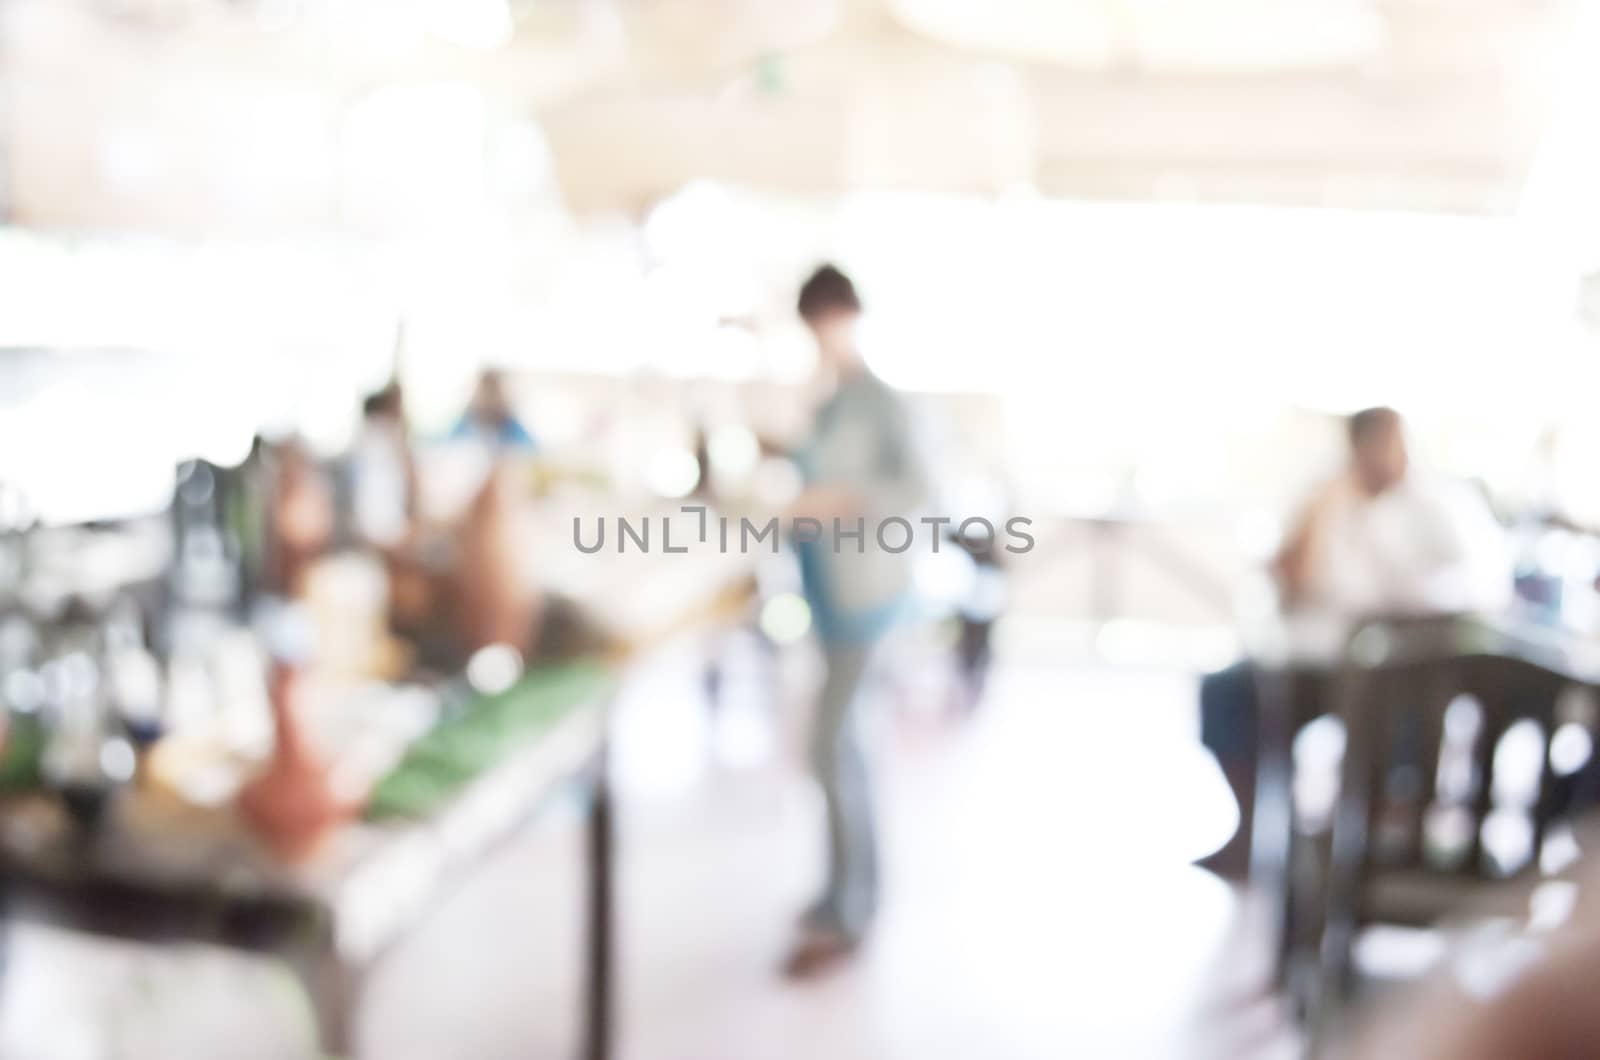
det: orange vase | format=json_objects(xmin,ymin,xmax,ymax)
[{"xmin": 238, "ymin": 661, "xmax": 354, "ymax": 862}]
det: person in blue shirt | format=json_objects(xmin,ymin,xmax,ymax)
[
  {"xmin": 451, "ymin": 370, "xmax": 536, "ymax": 451},
  {"xmin": 784, "ymin": 265, "xmax": 927, "ymax": 976}
]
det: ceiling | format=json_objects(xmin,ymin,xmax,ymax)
[{"xmin": 0, "ymin": 0, "xmax": 1579, "ymax": 232}]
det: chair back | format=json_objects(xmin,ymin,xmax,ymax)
[{"xmin": 1315, "ymin": 616, "xmax": 1600, "ymax": 1027}]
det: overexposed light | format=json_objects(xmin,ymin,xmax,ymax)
[
  {"xmin": 1355, "ymin": 926, "xmax": 1448, "ymax": 982},
  {"xmin": 1234, "ymin": 509, "xmax": 1282, "ymax": 561},
  {"xmin": 1491, "ymin": 720, "xmax": 1547, "ymax": 805},
  {"xmin": 1528, "ymin": 880, "xmax": 1579, "ymax": 931},
  {"xmin": 611, "ymin": 652, "xmax": 712, "ymax": 798},
  {"xmin": 644, "ymin": 448, "xmax": 701, "ymax": 499},
  {"xmin": 1092, "ymin": 618, "xmax": 1237, "ymax": 670},
  {"xmin": 466, "ymin": 643, "xmax": 523, "ymax": 696},
  {"xmin": 913, "ymin": 547, "xmax": 977, "ymax": 605},
  {"xmin": 1516, "ymin": 0, "xmax": 1600, "ymax": 270},
  {"xmin": 759, "ymin": 593, "xmax": 812, "ymax": 644},
  {"xmin": 300, "ymin": 393, "xmax": 360, "ymax": 460},
  {"xmin": 842, "ymin": 195, "xmax": 1568, "ymax": 417},
  {"xmin": 0, "ymin": 483, "xmax": 32, "ymax": 531},
  {"xmin": 751, "ymin": 457, "xmax": 803, "ymax": 507},
  {"xmin": 1445, "ymin": 694, "xmax": 1485, "ymax": 740},
  {"xmin": 713, "ymin": 696, "xmax": 774, "ymax": 769},
  {"xmin": 1134, "ymin": 0, "xmax": 1383, "ymax": 71},
  {"xmin": 215, "ymin": 88, "xmax": 333, "ymax": 216},
  {"xmin": 344, "ymin": 83, "xmax": 489, "ymax": 234},
  {"xmin": 761, "ymin": 324, "xmax": 818, "ymax": 383},
  {"xmin": 1292, "ymin": 714, "xmax": 1346, "ymax": 829},
  {"xmin": 1481, "ymin": 809, "xmax": 1535, "ymax": 876},
  {"xmin": 195, "ymin": 422, "xmax": 259, "ymax": 470},
  {"xmin": 644, "ymin": 182, "xmax": 743, "ymax": 266},
  {"xmin": 885, "ymin": 0, "xmax": 1115, "ymax": 65},
  {"xmin": 1424, "ymin": 805, "xmax": 1476, "ymax": 868},
  {"xmin": 99, "ymin": 739, "xmax": 137, "ymax": 784},
  {"xmin": 4, "ymin": 670, "xmax": 45, "ymax": 714},
  {"xmin": 426, "ymin": 0, "xmax": 513, "ymax": 49},
  {"xmin": 1550, "ymin": 722, "xmax": 1593, "ymax": 777},
  {"xmin": 887, "ymin": 0, "xmax": 1381, "ymax": 70},
  {"xmin": 707, "ymin": 425, "xmax": 760, "ymax": 483},
  {"xmin": 1540, "ymin": 822, "xmax": 1582, "ymax": 875},
  {"xmin": 1163, "ymin": 745, "xmax": 1241, "ymax": 863},
  {"xmin": 97, "ymin": 126, "xmax": 167, "ymax": 195},
  {"xmin": 311, "ymin": 0, "xmax": 514, "ymax": 52},
  {"xmin": 700, "ymin": 324, "xmax": 762, "ymax": 381},
  {"xmin": 256, "ymin": 599, "xmax": 316, "ymax": 666},
  {"xmin": 109, "ymin": 649, "xmax": 163, "ymax": 720}
]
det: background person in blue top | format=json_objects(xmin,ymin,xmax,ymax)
[
  {"xmin": 451, "ymin": 369, "xmax": 537, "ymax": 451},
  {"xmin": 784, "ymin": 264, "xmax": 928, "ymax": 976}
]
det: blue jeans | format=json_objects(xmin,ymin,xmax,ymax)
[{"xmin": 806, "ymin": 640, "xmax": 880, "ymax": 939}]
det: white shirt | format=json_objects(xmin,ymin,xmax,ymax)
[
  {"xmin": 1303, "ymin": 473, "xmax": 1510, "ymax": 618},
  {"xmin": 350, "ymin": 421, "xmax": 410, "ymax": 548}
]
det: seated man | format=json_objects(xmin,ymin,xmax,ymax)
[
  {"xmin": 1199, "ymin": 407, "xmax": 1509, "ymax": 879},
  {"xmin": 1274, "ymin": 406, "xmax": 1508, "ymax": 622}
]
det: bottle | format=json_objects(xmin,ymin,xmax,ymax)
[{"xmin": 41, "ymin": 652, "xmax": 135, "ymax": 829}]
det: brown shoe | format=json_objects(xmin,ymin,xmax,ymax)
[{"xmin": 781, "ymin": 929, "xmax": 861, "ymax": 979}]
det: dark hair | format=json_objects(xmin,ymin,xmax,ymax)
[
  {"xmin": 362, "ymin": 384, "xmax": 402, "ymax": 419},
  {"xmin": 1348, "ymin": 406, "xmax": 1400, "ymax": 445},
  {"xmin": 797, "ymin": 264, "xmax": 861, "ymax": 321},
  {"xmin": 363, "ymin": 385, "xmax": 390, "ymax": 419}
]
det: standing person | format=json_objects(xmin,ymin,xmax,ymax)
[
  {"xmin": 350, "ymin": 383, "xmax": 418, "ymax": 553},
  {"xmin": 784, "ymin": 264, "xmax": 927, "ymax": 976}
]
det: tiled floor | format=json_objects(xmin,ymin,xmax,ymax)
[{"xmin": 2, "ymin": 645, "xmax": 1300, "ymax": 1059}]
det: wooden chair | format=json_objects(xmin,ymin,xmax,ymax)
[
  {"xmin": 1307, "ymin": 617, "xmax": 1600, "ymax": 1040},
  {"xmin": 1250, "ymin": 664, "xmax": 1339, "ymax": 1004}
]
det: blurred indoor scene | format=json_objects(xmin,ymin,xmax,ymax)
[{"xmin": 5, "ymin": 0, "xmax": 1600, "ymax": 1057}]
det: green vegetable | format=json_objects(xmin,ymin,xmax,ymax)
[{"xmin": 366, "ymin": 659, "xmax": 612, "ymax": 820}]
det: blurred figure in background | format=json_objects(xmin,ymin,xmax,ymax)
[
  {"xmin": 451, "ymin": 369, "xmax": 537, "ymax": 452},
  {"xmin": 949, "ymin": 518, "xmax": 1007, "ymax": 713},
  {"xmin": 350, "ymin": 383, "xmax": 444, "ymax": 648},
  {"xmin": 265, "ymin": 439, "xmax": 334, "ymax": 599},
  {"xmin": 350, "ymin": 383, "xmax": 417, "ymax": 554},
  {"xmin": 1274, "ymin": 407, "xmax": 1508, "ymax": 618},
  {"xmin": 1199, "ymin": 407, "xmax": 1510, "ymax": 878},
  {"xmin": 784, "ymin": 265, "xmax": 926, "ymax": 976}
]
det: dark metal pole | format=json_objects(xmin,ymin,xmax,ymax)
[{"xmin": 582, "ymin": 725, "xmax": 614, "ymax": 1060}]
